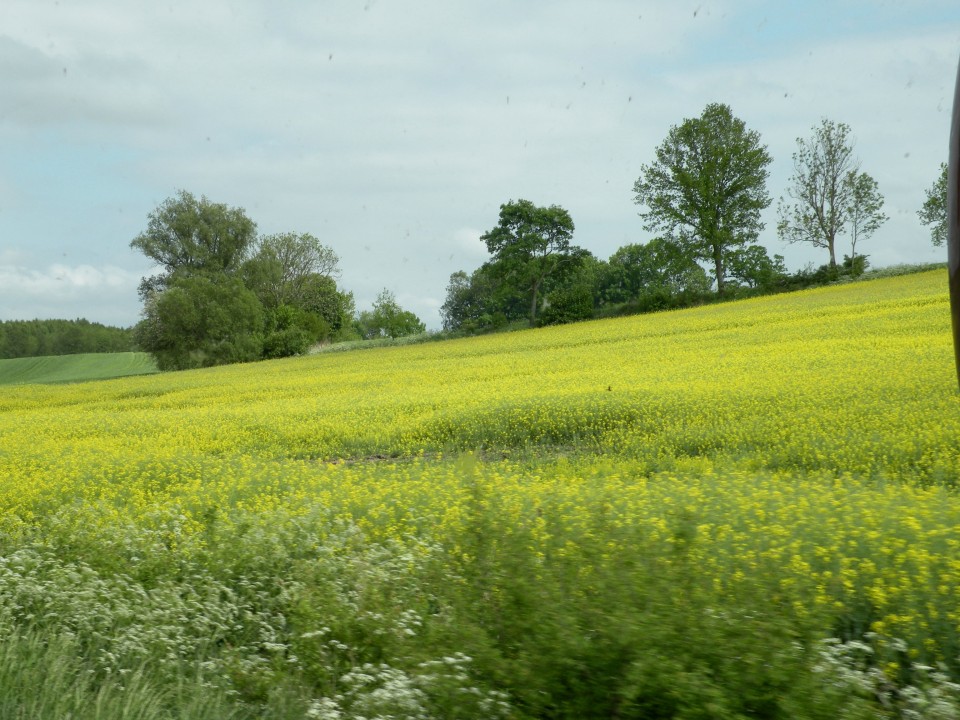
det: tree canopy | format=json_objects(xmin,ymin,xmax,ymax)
[
  {"xmin": 130, "ymin": 190, "xmax": 257, "ymax": 299},
  {"xmin": 632, "ymin": 103, "xmax": 772, "ymax": 295},
  {"xmin": 918, "ymin": 163, "xmax": 948, "ymax": 248},
  {"xmin": 133, "ymin": 274, "xmax": 264, "ymax": 371},
  {"xmin": 0, "ymin": 319, "xmax": 134, "ymax": 359},
  {"xmin": 777, "ymin": 119, "xmax": 885, "ymax": 269},
  {"xmin": 844, "ymin": 170, "xmax": 887, "ymax": 260},
  {"xmin": 480, "ymin": 199, "xmax": 582, "ymax": 326},
  {"xmin": 356, "ymin": 290, "xmax": 426, "ymax": 340},
  {"xmin": 130, "ymin": 192, "xmax": 354, "ymax": 369},
  {"xmin": 243, "ymin": 232, "xmax": 341, "ymax": 309},
  {"xmin": 600, "ymin": 238, "xmax": 710, "ymax": 305}
]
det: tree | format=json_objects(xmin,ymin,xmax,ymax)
[
  {"xmin": 243, "ymin": 232, "xmax": 340, "ymax": 308},
  {"xmin": 725, "ymin": 245, "xmax": 788, "ymax": 291},
  {"xmin": 440, "ymin": 271, "xmax": 474, "ymax": 332},
  {"xmin": 778, "ymin": 119, "xmax": 865, "ymax": 269},
  {"xmin": 600, "ymin": 238, "xmax": 710, "ymax": 304},
  {"xmin": 480, "ymin": 199, "xmax": 580, "ymax": 326},
  {"xmin": 298, "ymin": 274, "xmax": 356, "ymax": 340},
  {"xmin": 537, "ymin": 250, "xmax": 602, "ymax": 326},
  {"xmin": 844, "ymin": 170, "xmax": 887, "ymax": 260},
  {"xmin": 131, "ymin": 190, "xmax": 257, "ymax": 299},
  {"xmin": 440, "ymin": 264, "xmax": 524, "ymax": 333},
  {"xmin": 133, "ymin": 274, "xmax": 264, "ymax": 371},
  {"xmin": 918, "ymin": 163, "xmax": 948, "ymax": 247},
  {"xmin": 356, "ymin": 289, "xmax": 425, "ymax": 340},
  {"xmin": 633, "ymin": 103, "xmax": 772, "ymax": 295}
]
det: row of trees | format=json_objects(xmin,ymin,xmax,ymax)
[
  {"xmin": 440, "ymin": 212, "xmax": 789, "ymax": 334},
  {"xmin": 0, "ymin": 318, "xmax": 133, "ymax": 359},
  {"xmin": 130, "ymin": 191, "xmax": 424, "ymax": 370},
  {"xmin": 131, "ymin": 107, "xmax": 949, "ymax": 368},
  {"xmin": 444, "ymin": 104, "xmax": 946, "ymax": 334}
]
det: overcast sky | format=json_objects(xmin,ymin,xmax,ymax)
[{"xmin": 1, "ymin": 0, "xmax": 958, "ymax": 329}]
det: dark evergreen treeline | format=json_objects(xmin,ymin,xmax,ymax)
[{"xmin": 0, "ymin": 319, "xmax": 134, "ymax": 359}]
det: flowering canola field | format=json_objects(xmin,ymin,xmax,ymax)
[{"xmin": 2, "ymin": 268, "xmax": 960, "ymax": 717}]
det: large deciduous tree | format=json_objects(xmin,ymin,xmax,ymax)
[
  {"xmin": 777, "ymin": 119, "xmax": 885, "ymax": 269},
  {"xmin": 243, "ymin": 232, "xmax": 341, "ymax": 309},
  {"xmin": 632, "ymin": 103, "xmax": 772, "ymax": 296},
  {"xmin": 480, "ymin": 199, "xmax": 580, "ymax": 326},
  {"xmin": 130, "ymin": 190, "xmax": 257, "ymax": 299},
  {"xmin": 918, "ymin": 163, "xmax": 948, "ymax": 247}
]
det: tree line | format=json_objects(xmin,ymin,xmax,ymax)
[
  {"xmin": 10, "ymin": 115, "xmax": 943, "ymax": 368},
  {"xmin": 0, "ymin": 318, "xmax": 134, "ymax": 359},
  {"xmin": 126, "ymin": 106, "xmax": 948, "ymax": 369},
  {"xmin": 442, "ymin": 106, "xmax": 947, "ymax": 334}
]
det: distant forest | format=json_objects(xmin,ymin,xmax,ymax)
[{"xmin": 0, "ymin": 319, "xmax": 134, "ymax": 359}]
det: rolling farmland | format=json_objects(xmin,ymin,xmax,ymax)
[{"xmin": 0, "ymin": 269, "xmax": 957, "ymax": 719}]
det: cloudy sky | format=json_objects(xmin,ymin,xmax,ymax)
[{"xmin": 1, "ymin": 0, "xmax": 958, "ymax": 329}]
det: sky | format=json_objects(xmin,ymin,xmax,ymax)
[{"xmin": 0, "ymin": 0, "xmax": 958, "ymax": 329}]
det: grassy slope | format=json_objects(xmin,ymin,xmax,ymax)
[{"xmin": 0, "ymin": 351, "xmax": 157, "ymax": 385}]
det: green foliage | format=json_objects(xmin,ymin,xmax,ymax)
[
  {"xmin": 600, "ymin": 238, "xmax": 712, "ymax": 304},
  {"xmin": 842, "ymin": 253, "xmax": 870, "ymax": 277},
  {"xmin": 297, "ymin": 274, "xmax": 356, "ymax": 340},
  {"xmin": 633, "ymin": 103, "xmax": 772, "ymax": 295},
  {"xmin": 726, "ymin": 245, "xmax": 789, "ymax": 291},
  {"xmin": 538, "ymin": 251, "xmax": 601, "ymax": 326},
  {"xmin": 356, "ymin": 289, "xmax": 426, "ymax": 340},
  {"xmin": 130, "ymin": 190, "xmax": 257, "ymax": 299},
  {"xmin": 131, "ymin": 192, "xmax": 357, "ymax": 367},
  {"xmin": 538, "ymin": 281, "xmax": 594, "ymax": 326},
  {"xmin": 778, "ymin": 119, "xmax": 885, "ymax": 268},
  {"xmin": 0, "ymin": 626, "xmax": 244, "ymax": 719},
  {"xmin": 0, "ymin": 318, "xmax": 134, "ymax": 359},
  {"xmin": 481, "ymin": 199, "xmax": 582, "ymax": 326},
  {"xmin": 440, "ymin": 270, "xmax": 474, "ymax": 332},
  {"xmin": 440, "ymin": 264, "xmax": 527, "ymax": 333},
  {"xmin": 918, "ymin": 163, "xmax": 948, "ymax": 247},
  {"xmin": 845, "ymin": 170, "xmax": 888, "ymax": 259},
  {"xmin": 261, "ymin": 305, "xmax": 328, "ymax": 359},
  {"xmin": 133, "ymin": 274, "xmax": 264, "ymax": 371},
  {"xmin": 242, "ymin": 232, "xmax": 340, "ymax": 309}
]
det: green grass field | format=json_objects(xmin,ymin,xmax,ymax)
[{"xmin": 0, "ymin": 351, "xmax": 157, "ymax": 385}]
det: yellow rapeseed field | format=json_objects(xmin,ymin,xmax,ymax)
[{"xmin": 2, "ymin": 268, "xmax": 959, "ymax": 676}]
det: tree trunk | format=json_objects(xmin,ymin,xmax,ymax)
[
  {"xmin": 713, "ymin": 248, "xmax": 725, "ymax": 296},
  {"xmin": 529, "ymin": 279, "xmax": 540, "ymax": 327}
]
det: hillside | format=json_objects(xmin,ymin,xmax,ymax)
[
  {"xmin": 0, "ymin": 269, "xmax": 957, "ymax": 719},
  {"xmin": 0, "ymin": 351, "xmax": 157, "ymax": 385}
]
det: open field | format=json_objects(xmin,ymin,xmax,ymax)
[
  {"xmin": 0, "ymin": 351, "xmax": 157, "ymax": 385},
  {"xmin": 1, "ymin": 269, "xmax": 958, "ymax": 718}
]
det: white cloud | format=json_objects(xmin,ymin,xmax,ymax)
[
  {"xmin": 0, "ymin": 264, "xmax": 142, "ymax": 325},
  {"xmin": 0, "ymin": 0, "xmax": 956, "ymax": 329}
]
